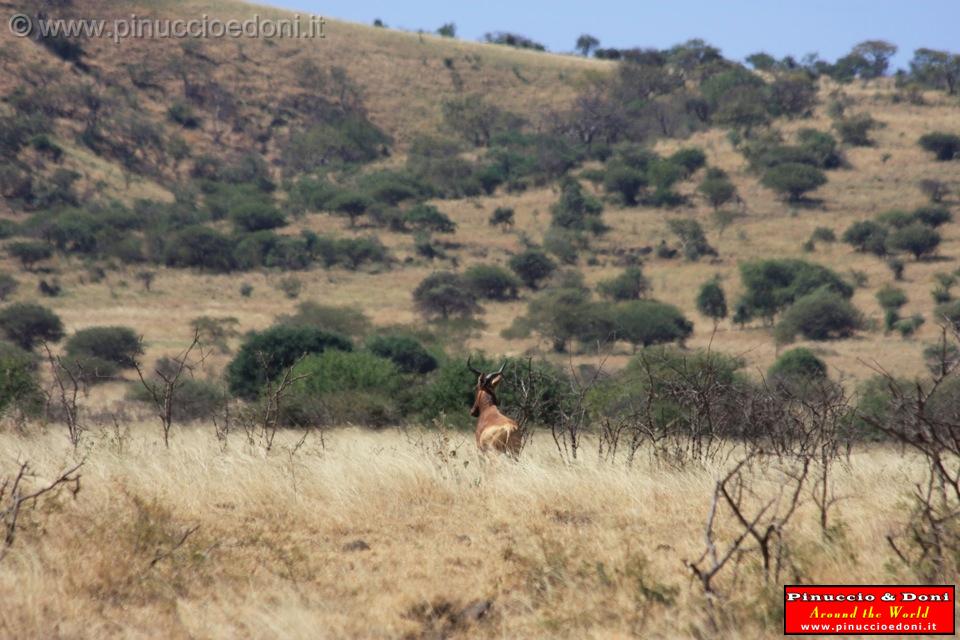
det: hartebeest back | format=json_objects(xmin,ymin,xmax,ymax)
[{"xmin": 468, "ymin": 358, "xmax": 521, "ymax": 455}]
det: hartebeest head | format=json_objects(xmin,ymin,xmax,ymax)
[
  {"xmin": 467, "ymin": 357, "xmax": 522, "ymax": 455},
  {"xmin": 468, "ymin": 357, "xmax": 506, "ymax": 417}
]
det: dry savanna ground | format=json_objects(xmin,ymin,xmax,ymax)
[{"xmin": 0, "ymin": 425, "xmax": 935, "ymax": 639}]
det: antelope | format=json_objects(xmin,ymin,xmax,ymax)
[{"xmin": 468, "ymin": 358, "xmax": 522, "ymax": 456}]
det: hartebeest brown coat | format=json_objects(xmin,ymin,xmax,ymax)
[{"xmin": 468, "ymin": 359, "xmax": 521, "ymax": 455}]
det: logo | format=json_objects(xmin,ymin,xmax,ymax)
[{"xmin": 784, "ymin": 585, "xmax": 955, "ymax": 635}]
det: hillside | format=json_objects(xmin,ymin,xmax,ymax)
[{"xmin": 0, "ymin": 0, "xmax": 959, "ymax": 392}]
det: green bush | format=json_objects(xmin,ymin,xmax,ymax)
[
  {"xmin": 278, "ymin": 302, "xmax": 371, "ymax": 337},
  {"xmin": 667, "ymin": 219, "xmax": 716, "ymax": 261},
  {"xmin": 918, "ymin": 132, "xmax": 960, "ymax": 161},
  {"xmin": 404, "ymin": 203, "xmax": 457, "ymax": 234},
  {"xmin": 231, "ymin": 202, "xmax": 287, "ymax": 232},
  {"xmin": 0, "ymin": 342, "xmax": 42, "ymax": 417},
  {"xmin": 834, "ymin": 113, "xmax": 880, "ymax": 146},
  {"xmin": 696, "ymin": 279, "xmax": 727, "ymax": 324},
  {"xmin": 603, "ymin": 164, "xmax": 647, "ymax": 206},
  {"xmin": 0, "ymin": 273, "xmax": 18, "ymax": 301},
  {"xmin": 328, "ymin": 192, "xmax": 373, "ymax": 227},
  {"xmin": 129, "ymin": 374, "xmax": 228, "ymax": 422},
  {"xmin": 610, "ymin": 300, "xmax": 693, "ymax": 349},
  {"xmin": 876, "ymin": 285, "xmax": 907, "ymax": 311},
  {"xmin": 597, "ymin": 266, "xmax": 649, "ymax": 301},
  {"xmin": 489, "ymin": 206, "xmax": 515, "ymax": 229},
  {"xmin": 509, "ymin": 249, "xmax": 556, "ymax": 289},
  {"xmin": 761, "ymin": 163, "xmax": 827, "ymax": 201},
  {"xmin": 412, "ymin": 272, "xmax": 481, "ymax": 320},
  {"xmin": 0, "ymin": 303, "xmax": 64, "ymax": 350},
  {"xmin": 65, "ymin": 326, "xmax": 141, "ymax": 368},
  {"xmin": 366, "ymin": 334, "xmax": 438, "ymax": 374},
  {"xmin": 886, "ymin": 223, "xmax": 941, "ymax": 260},
  {"xmin": 288, "ymin": 176, "xmax": 340, "ymax": 214},
  {"xmin": 463, "ymin": 264, "xmax": 520, "ymax": 301},
  {"xmin": 893, "ymin": 314, "xmax": 924, "ymax": 338},
  {"xmin": 551, "ymin": 178, "xmax": 606, "ymax": 234},
  {"xmin": 669, "ymin": 148, "xmax": 707, "ymax": 175},
  {"xmin": 542, "ymin": 227, "xmax": 583, "ymax": 265},
  {"xmin": 357, "ymin": 170, "xmax": 430, "ymax": 206},
  {"xmin": 912, "ymin": 205, "xmax": 952, "ymax": 228},
  {"xmin": 769, "ymin": 347, "xmax": 828, "ymax": 382},
  {"xmin": 8, "ymin": 241, "xmax": 52, "ymax": 270},
  {"xmin": 842, "ymin": 220, "xmax": 888, "ymax": 254},
  {"xmin": 935, "ymin": 300, "xmax": 960, "ymax": 331},
  {"xmin": 810, "ymin": 227, "xmax": 836, "ymax": 243},
  {"xmin": 774, "ymin": 289, "xmax": 863, "ymax": 343},
  {"xmin": 739, "ymin": 259, "xmax": 853, "ymax": 322},
  {"xmin": 283, "ymin": 351, "xmax": 402, "ymax": 427},
  {"xmin": 227, "ymin": 326, "xmax": 353, "ymax": 399},
  {"xmin": 164, "ymin": 225, "xmax": 236, "ymax": 272},
  {"xmin": 698, "ymin": 174, "xmax": 736, "ymax": 210},
  {"xmin": 167, "ymin": 102, "xmax": 201, "ymax": 129}
]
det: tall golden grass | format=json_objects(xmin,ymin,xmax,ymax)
[{"xmin": 0, "ymin": 424, "xmax": 933, "ymax": 638}]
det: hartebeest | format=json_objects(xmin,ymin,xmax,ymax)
[{"xmin": 468, "ymin": 358, "xmax": 521, "ymax": 455}]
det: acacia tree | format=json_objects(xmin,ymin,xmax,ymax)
[
  {"xmin": 412, "ymin": 272, "xmax": 481, "ymax": 321},
  {"xmin": 576, "ymin": 34, "xmax": 599, "ymax": 57},
  {"xmin": 697, "ymin": 279, "xmax": 728, "ymax": 328},
  {"xmin": 851, "ymin": 40, "xmax": 898, "ymax": 79}
]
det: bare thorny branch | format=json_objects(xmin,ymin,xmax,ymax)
[{"xmin": 0, "ymin": 460, "xmax": 83, "ymax": 561}]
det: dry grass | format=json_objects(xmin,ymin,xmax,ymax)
[{"xmin": 0, "ymin": 424, "xmax": 935, "ymax": 639}]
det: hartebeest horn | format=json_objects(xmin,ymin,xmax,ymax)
[
  {"xmin": 496, "ymin": 361, "xmax": 506, "ymax": 374},
  {"xmin": 467, "ymin": 356, "xmax": 482, "ymax": 376}
]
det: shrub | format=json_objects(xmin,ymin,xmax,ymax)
[
  {"xmin": 886, "ymin": 223, "xmax": 941, "ymax": 260},
  {"xmin": 168, "ymin": 102, "xmax": 201, "ymax": 129},
  {"xmin": 936, "ymin": 300, "xmax": 960, "ymax": 331},
  {"xmin": 0, "ymin": 303, "xmax": 64, "ymax": 350},
  {"xmin": 761, "ymin": 163, "xmax": 827, "ymax": 201},
  {"xmin": 463, "ymin": 264, "xmax": 520, "ymax": 301},
  {"xmin": 918, "ymin": 179, "xmax": 949, "ymax": 203},
  {"xmin": 288, "ymin": 176, "xmax": 339, "ymax": 214},
  {"xmin": 278, "ymin": 302, "xmax": 371, "ymax": 337},
  {"xmin": 240, "ymin": 283, "xmax": 254, "ymax": 297},
  {"xmin": 876, "ymin": 285, "xmax": 907, "ymax": 311},
  {"xmin": 509, "ymin": 249, "xmax": 556, "ymax": 289},
  {"xmin": 894, "ymin": 315, "xmax": 924, "ymax": 338},
  {"xmin": 130, "ymin": 377, "xmax": 227, "ymax": 422},
  {"xmin": 489, "ymin": 206, "xmax": 515, "ymax": 229},
  {"xmin": 551, "ymin": 178, "xmax": 606, "ymax": 234},
  {"xmin": 667, "ymin": 218, "xmax": 716, "ymax": 261},
  {"xmin": 739, "ymin": 259, "xmax": 853, "ymax": 322},
  {"xmin": 603, "ymin": 164, "xmax": 647, "ymax": 206},
  {"xmin": 231, "ymin": 203, "xmax": 286, "ymax": 232},
  {"xmin": 774, "ymin": 289, "xmax": 863, "ymax": 343},
  {"xmin": 8, "ymin": 241, "xmax": 52, "ymax": 270},
  {"xmin": 164, "ymin": 225, "xmax": 235, "ymax": 272},
  {"xmin": 768, "ymin": 347, "xmax": 828, "ymax": 393},
  {"xmin": 669, "ymin": 148, "xmax": 707, "ymax": 175},
  {"xmin": 366, "ymin": 334, "xmax": 438, "ymax": 374},
  {"xmin": 284, "ymin": 351, "xmax": 402, "ymax": 427},
  {"xmin": 227, "ymin": 325, "xmax": 353, "ymax": 399},
  {"xmin": 276, "ymin": 275, "xmax": 302, "ymax": 299},
  {"xmin": 65, "ymin": 326, "xmax": 141, "ymax": 368},
  {"xmin": 0, "ymin": 342, "xmax": 42, "ymax": 417},
  {"xmin": 413, "ymin": 272, "xmax": 481, "ymax": 321},
  {"xmin": 597, "ymin": 266, "xmax": 649, "ymax": 301},
  {"xmin": 404, "ymin": 203, "xmax": 457, "ymax": 234},
  {"xmin": 918, "ymin": 132, "xmax": 960, "ymax": 161},
  {"xmin": 842, "ymin": 220, "xmax": 888, "ymax": 254},
  {"xmin": 698, "ymin": 173, "xmax": 736, "ymax": 210},
  {"xmin": 610, "ymin": 300, "xmax": 693, "ymax": 350},
  {"xmin": 328, "ymin": 192, "xmax": 372, "ymax": 228},
  {"xmin": 542, "ymin": 227, "xmax": 583, "ymax": 265},
  {"xmin": 912, "ymin": 205, "xmax": 952, "ymax": 228},
  {"xmin": 696, "ymin": 279, "xmax": 727, "ymax": 325},
  {"xmin": 875, "ymin": 209, "xmax": 915, "ymax": 229},
  {"xmin": 357, "ymin": 170, "xmax": 429, "ymax": 206},
  {"xmin": 810, "ymin": 227, "xmax": 836, "ymax": 243},
  {"xmin": 0, "ymin": 273, "xmax": 18, "ymax": 301},
  {"xmin": 834, "ymin": 113, "xmax": 880, "ymax": 146}
]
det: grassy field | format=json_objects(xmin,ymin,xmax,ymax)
[{"xmin": 0, "ymin": 425, "xmax": 930, "ymax": 639}]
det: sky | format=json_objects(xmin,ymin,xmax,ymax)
[{"xmin": 263, "ymin": 1, "xmax": 958, "ymax": 70}]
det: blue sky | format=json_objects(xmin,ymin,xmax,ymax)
[{"xmin": 264, "ymin": 1, "xmax": 958, "ymax": 70}]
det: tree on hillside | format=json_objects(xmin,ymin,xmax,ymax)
[
  {"xmin": 696, "ymin": 279, "xmax": 728, "ymax": 328},
  {"xmin": 918, "ymin": 132, "xmax": 960, "ymax": 161},
  {"xmin": 761, "ymin": 163, "xmax": 827, "ymax": 202},
  {"xmin": 851, "ymin": 40, "xmax": 898, "ymax": 79},
  {"xmin": 746, "ymin": 52, "xmax": 777, "ymax": 71},
  {"xmin": 576, "ymin": 34, "xmax": 599, "ymax": 57},
  {"xmin": 910, "ymin": 48, "xmax": 960, "ymax": 95},
  {"xmin": 436, "ymin": 23, "xmax": 456, "ymax": 38},
  {"xmin": 413, "ymin": 272, "xmax": 481, "ymax": 321},
  {"xmin": 887, "ymin": 223, "xmax": 941, "ymax": 260},
  {"xmin": 0, "ymin": 303, "xmax": 64, "ymax": 350},
  {"xmin": 509, "ymin": 249, "xmax": 556, "ymax": 289}
]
